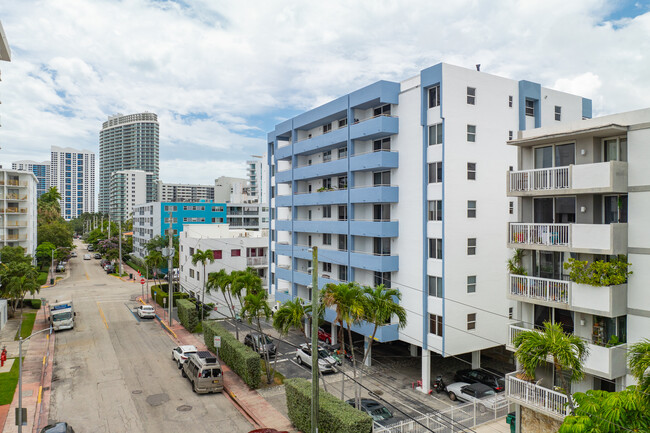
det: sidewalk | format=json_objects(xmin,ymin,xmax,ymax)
[{"xmin": 142, "ymin": 298, "xmax": 295, "ymax": 433}]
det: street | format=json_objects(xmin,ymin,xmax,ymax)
[{"xmin": 42, "ymin": 241, "xmax": 251, "ymax": 433}]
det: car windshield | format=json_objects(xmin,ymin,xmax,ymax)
[
  {"xmin": 317, "ymin": 349, "xmax": 330, "ymax": 359},
  {"xmin": 369, "ymin": 407, "xmax": 391, "ymax": 420},
  {"xmin": 256, "ymin": 335, "xmax": 273, "ymax": 345},
  {"xmin": 53, "ymin": 312, "xmax": 72, "ymax": 321}
]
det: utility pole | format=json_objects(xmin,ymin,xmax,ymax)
[
  {"xmin": 161, "ymin": 212, "xmax": 174, "ymax": 327},
  {"xmin": 18, "ymin": 326, "xmax": 52, "ymax": 432},
  {"xmin": 310, "ymin": 246, "xmax": 319, "ymax": 433},
  {"xmin": 118, "ymin": 220, "xmax": 123, "ymax": 276}
]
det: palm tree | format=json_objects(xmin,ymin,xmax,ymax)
[
  {"xmin": 628, "ymin": 339, "xmax": 650, "ymax": 398},
  {"xmin": 241, "ymin": 290, "xmax": 273, "ymax": 384},
  {"xmin": 513, "ymin": 321, "xmax": 588, "ymax": 413},
  {"xmin": 360, "ymin": 284, "xmax": 407, "ymax": 366},
  {"xmin": 273, "ymin": 297, "xmax": 311, "ymax": 338},
  {"xmin": 321, "ymin": 281, "xmax": 365, "ymax": 406},
  {"xmin": 145, "ymin": 250, "xmax": 164, "ymax": 294},
  {"xmin": 206, "ymin": 269, "xmax": 240, "ymax": 339},
  {"xmin": 191, "ymin": 249, "xmax": 214, "ymax": 323}
]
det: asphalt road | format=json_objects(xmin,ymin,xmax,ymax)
[{"xmin": 43, "ymin": 241, "xmax": 252, "ymax": 433}]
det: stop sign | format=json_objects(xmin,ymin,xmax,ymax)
[{"xmin": 140, "ymin": 278, "xmax": 145, "ymax": 285}]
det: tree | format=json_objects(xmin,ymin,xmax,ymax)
[
  {"xmin": 191, "ymin": 249, "xmax": 214, "ymax": 323},
  {"xmin": 241, "ymin": 290, "xmax": 273, "ymax": 384},
  {"xmin": 145, "ymin": 250, "xmax": 164, "ymax": 288},
  {"xmin": 513, "ymin": 321, "xmax": 588, "ymax": 413},
  {"xmin": 38, "ymin": 220, "xmax": 73, "ymax": 248},
  {"xmin": 629, "ymin": 339, "xmax": 650, "ymax": 397},
  {"xmin": 35, "ymin": 242, "xmax": 56, "ymax": 271},
  {"xmin": 273, "ymin": 297, "xmax": 311, "ymax": 339},
  {"xmin": 0, "ymin": 246, "xmax": 32, "ymax": 266},
  {"xmin": 0, "ymin": 261, "xmax": 39, "ymax": 315},
  {"xmin": 206, "ymin": 269, "xmax": 240, "ymax": 339}
]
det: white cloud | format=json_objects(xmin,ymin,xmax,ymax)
[{"xmin": 0, "ymin": 0, "xmax": 649, "ymax": 184}]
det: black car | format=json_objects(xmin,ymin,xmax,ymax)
[
  {"xmin": 94, "ymin": 253, "xmax": 101, "ymax": 259},
  {"xmin": 454, "ymin": 369, "xmax": 505, "ymax": 392},
  {"xmin": 346, "ymin": 398, "xmax": 393, "ymax": 421},
  {"xmin": 244, "ymin": 333, "xmax": 276, "ymax": 357}
]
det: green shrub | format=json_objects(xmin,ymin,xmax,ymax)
[
  {"xmin": 28, "ymin": 299, "xmax": 42, "ymax": 309},
  {"xmin": 37, "ymin": 272, "xmax": 48, "ymax": 285},
  {"xmin": 284, "ymin": 378, "xmax": 372, "ymax": 433},
  {"xmin": 177, "ymin": 299, "xmax": 199, "ymax": 333},
  {"xmin": 564, "ymin": 256, "xmax": 632, "ymax": 286},
  {"xmin": 203, "ymin": 321, "xmax": 261, "ymax": 389}
]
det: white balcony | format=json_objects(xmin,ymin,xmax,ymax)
[
  {"xmin": 246, "ymin": 256, "xmax": 268, "ymax": 267},
  {"xmin": 507, "ymin": 161, "xmax": 628, "ymax": 196},
  {"xmin": 508, "ymin": 223, "xmax": 627, "ymax": 254},
  {"xmin": 505, "ymin": 372, "xmax": 571, "ymax": 420},
  {"xmin": 571, "ymin": 283, "xmax": 627, "ymax": 317},
  {"xmin": 508, "ymin": 275, "xmax": 569, "ymax": 306}
]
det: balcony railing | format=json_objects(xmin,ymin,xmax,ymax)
[
  {"xmin": 509, "ymin": 167, "xmax": 570, "ymax": 192},
  {"xmin": 506, "ymin": 372, "xmax": 571, "ymax": 419},
  {"xmin": 509, "ymin": 274, "xmax": 569, "ymax": 305},
  {"xmin": 509, "ymin": 223, "xmax": 569, "ymax": 246},
  {"xmin": 246, "ymin": 257, "xmax": 268, "ymax": 266}
]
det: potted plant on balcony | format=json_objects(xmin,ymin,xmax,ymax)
[
  {"xmin": 507, "ymin": 250, "xmax": 527, "ymax": 294},
  {"xmin": 564, "ymin": 256, "xmax": 632, "ymax": 287}
]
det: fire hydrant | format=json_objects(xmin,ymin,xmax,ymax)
[{"xmin": 1, "ymin": 346, "xmax": 7, "ymax": 367}]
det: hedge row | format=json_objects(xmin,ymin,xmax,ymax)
[
  {"xmin": 177, "ymin": 299, "xmax": 199, "ymax": 332},
  {"xmin": 150, "ymin": 284, "xmax": 187, "ymax": 308},
  {"xmin": 203, "ymin": 321, "xmax": 261, "ymax": 389},
  {"xmin": 285, "ymin": 378, "xmax": 372, "ymax": 433}
]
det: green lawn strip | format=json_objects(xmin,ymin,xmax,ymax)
[
  {"xmin": 14, "ymin": 313, "xmax": 37, "ymax": 341},
  {"xmin": 0, "ymin": 357, "xmax": 23, "ymax": 405}
]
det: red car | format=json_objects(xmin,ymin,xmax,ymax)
[{"xmin": 318, "ymin": 327, "xmax": 332, "ymax": 344}]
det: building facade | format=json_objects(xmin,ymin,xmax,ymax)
[
  {"xmin": 155, "ymin": 180, "xmax": 215, "ymax": 203},
  {"xmin": 0, "ymin": 169, "xmax": 38, "ymax": 256},
  {"xmin": 227, "ymin": 203, "xmax": 269, "ymax": 230},
  {"xmin": 214, "ymin": 176, "xmax": 248, "ymax": 203},
  {"xmin": 109, "ymin": 169, "xmax": 152, "ymax": 222},
  {"xmin": 99, "ymin": 112, "xmax": 159, "ymax": 214},
  {"xmin": 179, "ymin": 224, "xmax": 268, "ymax": 304},
  {"xmin": 50, "ymin": 146, "xmax": 95, "ymax": 220},
  {"xmin": 504, "ymin": 108, "xmax": 650, "ymax": 429},
  {"xmin": 246, "ymin": 155, "xmax": 269, "ymax": 204},
  {"xmin": 268, "ymin": 62, "xmax": 590, "ymax": 387},
  {"xmin": 132, "ymin": 201, "xmax": 227, "ymax": 259},
  {"xmin": 12, "ymin": 160, "xmax": 50, "ymax": 198}
]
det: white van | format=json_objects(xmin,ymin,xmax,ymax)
[{"xmin": 181, "ymin": 351, "xmax": 223, "ymax": 394}]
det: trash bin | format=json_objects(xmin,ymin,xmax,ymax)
[
  {"xmin": 130, "ymin": 273, "xmax": 133, "ymax": 280},
  {"xmin": 506, "ymin": 412, "xmax": 516, "ymax": 433},
  {"xmin": 50, "ymin": 278, "xmax": 54, "ymax": 285}
]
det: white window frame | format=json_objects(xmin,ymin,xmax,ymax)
[
  {"xmin": 429, "ymin": 123, "xmax": 442, "ymax": 146},
  {"xmin": 467, "ymin": 275, "xmax": 476, "ymax": 293},
  {"xmin": 467, "ymin": 200, "xmax": 476, "ymax": 218},
  {"xmin": 467, "ymin": 87, "xmax": 476, "ymax": 105},
  {"xmin": 467, "ymin": 125, "xmax": 476, "ymax": 142},
  {"xmin": 467, "ymin": 313, "xmax": 477, "ymax": 330}
]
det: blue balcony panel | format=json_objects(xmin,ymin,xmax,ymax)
[
  {"xmin": 276, "ymin": 144, "xmax": 293, "ymax": 160},
  {"xmin": 293, "ymin": 96, "xmax": 348, "ymax": 130},
  {"xmin": 275, "ymin": 170, "xmax": 292, "ymax": 183},
  {"xmin": 293, "ymin": 220, "xmax": 348, "ymax": 235},
  {"xmin": 350, "ymin": 252, "xmax": 399, "ymax": 272},
  {"xmin": 294, "ymin": 127, "xmax": 347, "ymax": 156},
  {"xmin": 350, "ymin": 186, "xmax": 398, "ymax": 203},
  {"xmin": 275, "ymin": 195, "xmax": 292, "ymax": 207},
  {"xmin": 293, "ymin": 270, "xmax": 312, "ymax": 286},
  {"xmin": 323, "ymin": 308, "xmax": 399, "ymax": 342},
  {"xmin": 275, "ymin": 243, "xmax": 292, "ymax": 256},
  {"xmin": 275, "ymin": 220, "xmax": 292, "ymax": 232},
  {"xmin": 350, "ymin": 220, "xmax": 398, "ymax": 237},
  {"xmin": 350, "ymin": 116, "xmax": 398, "ymax": 141},
  {"xmin": 291, "ymin": 245, "xmax": 312, "ymax": 261},
  {"xmin": 274, "ymin": 119, "xmax": 293, "ymax": 138},
  {"xmin": 350, "ymin": 81, "xmax": 400, "ymax": 110},
  {"xmin": 294, "ymin": 158, "xmax": 347, "ymax": 181},
  {"xmin": 350, "ymin": 151, "xmax": 398, "ymax": 172},
  {"xmin": 293, "ymin": 189, "xmax": 348, "ymax": 206},
  {"xmin": 274, "ymin": 290, "xmax": 292, "ymax": 304},
  {"xmin": 276, "ymin": 266, "xmax": 292, "ymax": 282}
]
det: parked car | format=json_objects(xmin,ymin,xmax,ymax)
[
  {"xmin": 445, "ymin": 382, "xmax": 508, "ymax": 412},
  {"xmin": 345, "ymin": 398, "xmax": 393, "ymax": 421},
  {"xmin": 295, "ymin": 343, "xmax": 337, "ymax": 373},
  {"xmin": 83, "ymin": 254, "xmax": 91, "ymax": 260},
  {"xmin": 100, "ymin": 259, "xmax": 110, "ymax": 267},
  {"xmin": 105, "ymin": 264, "xmax": 115, "ymax": 274},
  {"xmin": 181, "ymin": 352, "xmax": 223, "ymax": 394},
  {"xmin": 244, "ymin": 333, "xmax": 277, "ymax": 357},
  {"xmin": 318, "ymin": 327, "xmax": 332, "ymax": 344},
  {"xmin": 136, "ymin": 305, "xmax": 156, "ymax": 319},
  {"xmin": 454, "ymin": 368, "xmax": 506, "ymax": 392},
  {"xmin": 87, "ymin": 245, "xmax": 94, "ymax": 251},
  {"xmin": 172, "ymin": 345, "xmax": 198, "ymax": 368},
  {"xmin": 39, "ymin": 422, "xmax": 75, "ymax": 433},
  {"xmin": 59, "ymin": 260, "xmax": 67, "ymax": 267},
  {"xmin": 70, "ymin": 252, "xmax": 77, "ymax": 258},
  {"xmin": 94, "ymin": 253, "xmax": 101, "ymax": 259},
  {"xmin": 56, "ymin": 264, "xmax": 66, "ymax": 273}
]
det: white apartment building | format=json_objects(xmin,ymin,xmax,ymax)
[
  {"xmin": 268, "ymin": 62, "xmax": 590, "ymax": 388},
  {"xmin": 504, "ymin": 108, "xmax": 650, "ymax": 431},
  {"xmin": 109, "ymin": 169, "xmax": 152, "ymax": 222},
  {"xmin": 50, "ymin": 146, "xmax": 96, "ymax": 220},
  {"xmin": 0, "ymin": 169, "xmax": 38, "ymax": 256},
  {"xmin": 227, "ymin": 203, "xmax": 269, "ymax": 230},
  {"xmin": 214, "ymin": 176, "xmax": 248, "ymax": 203},
  {"xmin": 246, "ymin": 155, "xmax": 269, "ymax": 204},
  {"xmin": 179, "ymin": 224, "xmax": 268, "ymax": 306},
  {"xmin": 11, "ymin": 160, "xmax": 50, "ymax": 198},
  {"xmin": 155, "ymin": 180, "xmax": 215, "ymax": 203}
]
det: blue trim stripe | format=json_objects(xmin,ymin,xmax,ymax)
[
  {"xmin": 518, "ymin": 80, "xmax": 541, "ymax": 130},
  {"xmin": 582, "ymin": 98, "xmax": 593, "ymax": 119}
]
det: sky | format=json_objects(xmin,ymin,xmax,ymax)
[{"xmin": 0, "ymin": 0, "xmax": 649, "ymax": 184}]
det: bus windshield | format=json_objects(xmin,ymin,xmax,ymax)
[{"xmin": 53, "ymin": 312, "xmax": 72, "ymax": 321}]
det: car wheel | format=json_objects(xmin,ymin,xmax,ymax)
[
  {"xmin": 448, "ymin": 391, "xmax": 457, "ymax": 401},
  {"xmin": 181, "ymin": 369, "xmax": 187, "ymax": 378},
  {"xmin": 172, "ymin": 352, "xmax": 175, "ymax": 361},
  {"xmin": 478, "ymin": 404, "xmax": 487, "ymax": 414},
  {"xmin": 192, "ymin": 380, "xmax": 198, "ymax": 393},
  {"xmin": 177, "ymin": 360, "xmax": 181, "ymax": 369},
  {"xmin": 296, "ymin": 356, "xmax": 302, "ymax": 365}
]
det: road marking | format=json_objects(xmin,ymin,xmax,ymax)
[
  {"xmin": 38, "ymin": 386, "xmax": 42, "ymax": 404},
  {"xmin": 126, "ymin": 303, "xmax": 141, "ymax": 321},
  {"xmin": 97, "ymin": 302, "xmax": 109, "ymax": 329},
  {"xmin": 85, "ymin": 272, "xmax": 89, "ymax": 280},
  {"xmin": 273, "ymin": 358, "xmax": 289, "ymax": 363}
]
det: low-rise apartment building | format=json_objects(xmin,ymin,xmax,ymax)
[
  {"xmin": 227, "ymin": 203, "xmax": 269, "ymax": 230},
  {"xmin": 155, "ymin": 180, "xmax": 215, "ymax": 203},
  {"xmin": 0, "ymin": 169, "xmax": 38, "ymax": 256}
]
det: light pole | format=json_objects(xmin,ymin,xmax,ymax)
[{"xmin": 17, "ymin": 325, "xmax": 52, "ymax": 432}]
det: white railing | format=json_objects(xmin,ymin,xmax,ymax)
[
  {"xmin": 509, "ymin": 274, "xmax": 569, "ymax": 304},
  {"xmin": 509, "ymin": 167, "xmax": 570, "ymax": 192},
  {"xmin": 506, "ymin": 372, "xmax": 571, "ymax": 419},
  {"xmin": 246, "ymin": 257, "xmax": 267, "ymax": 266},
  {"xmin": 509, "ymin": 223, "xmax": 570, "ymax": 246}
]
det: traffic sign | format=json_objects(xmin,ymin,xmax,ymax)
[
  {"xmin": 140, "ymin": 278, "xmax": 145, "ymax": 285},
  {"xmin": 213, "ymin": 336, "xmax": 221, "ymax": 348}
]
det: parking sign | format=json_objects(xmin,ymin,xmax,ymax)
[{"xmin": 213, "ymin": 336, "xmax": 221, "ymax": 348}]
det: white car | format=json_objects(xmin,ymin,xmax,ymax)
[
  {"xmin": 83, "ymin": 254, "xmax": 91, "ymax": 260},
  {"xmin": 172, "ymin": 345, "xmax": 198, "ymax": 368},
  {"xmin": 295, "ymin": 343, "xmax": 337, "ymax": 373},
  {"xmin": 136, "ymin": 305, "xmax": 156, "ymax": 319},
  {"xmin": 445, "ymin": 382, "xmax": 508, "ymax": 412}
]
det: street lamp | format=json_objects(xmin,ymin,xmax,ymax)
[{"xmin": 17, "ymin": 325, "xmax": 52, "ymax": 432}]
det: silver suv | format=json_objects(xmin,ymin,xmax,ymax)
[{"xmin": 295, "ymin": 343, "xmax": 337, "ymax": 373}]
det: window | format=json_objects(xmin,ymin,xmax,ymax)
[
  {"xmin": 323, "ymin": 233, "xmax": 332, "ymax": 245},
  {"xmin": 429, "ymin": 238, "xmax": 442, "ymax": 259},
  {"xmin": 212, "ymin": 217, "xmax": 224, "ymax": 223},
  {"xmin": 373, "ymin": 171, "xmax": 391, "ymax": 186},
  {"xmin": 429, "ymin": 276, "xmax": 442, "ymax": 297},
  {"xmin": 525, "ymin": 99, "xmax": 535, "ymax": 117},
  {"xmin": 322, "ymin": 205, "xmax": 332, "ymax": 218},
  {"xmin": 196, "ymin": 271, "xmax": 200, "ymax": 281},
  {"xmin": 555, "ymin": 106, "xmax": 561, "ymax": 121},
  {"xmin": 338, "ymin": 235, "xmax": 347, "ymax": 251},
  {"xmin": 429, "ymin": 314, "xmax": 443, "ymax": 336},
  {"xmin": 428, "ymin": 85, "xmax": 440, "ymax": 108},
  {"xmin": 373, "ymin": 204, "xmax": 390, "ymax": 221},
  {"xmin": 308, "ymin": 235, "xmax": 312, "ymax": 247},
  {"xmin": 373, "ymin": 138, "xmax": 391, "ymax": 151},
  {"xmin": 467, "ymin": 87, "xmax": 476, "ymax": 105},
  {"xmin": 467, "ymin": 200, "xmax": 476, "ymax": 218},
  {"xmin": 338, "ymin": 176, "xmax": 347, "ymax": 189},
  {"xmin": 508, "ymin": 307, "xmax": 513, "ymax": 319},
  {"xmin": 231, "ymin": 249, "xmax": 241, "ymax": 257},
  {"xmin": 509, "ymin": 201, "xmax": 514, "ymax": 215},
  {"xmin": 467, "ymin": 276, "xmax": 476, "ymax": 293},
  {"xmin": 338, "ymin": 147, "xmax": 347, "ymax": 158},
  {"xmin": 467, "ymin": 162, "xmax": 476, "ymax": 180},
  {"xmin": 508, "ymin": 95, "xmax": 513, "ymax": 108},
  {"xmin": 428, "ymin": 200, "xmax": 442, "ymax": 221},
  {"xmin": 189, "ymin": 269, "xmax": 195, "ymax": 278},
  {"xmin": 323, "ymin": 150, "xmax": 332, "ymax": 162},
  {"xmin": 373, "ymin": 104, "xmax": 391, "ymax": 116},
  {"xmin": 508, "ymin": 130, "xmax": 513, "ymax": 140},
  {"xmin": 338, "ymin": 265, "xmax": 348, "ymax": 281},
  {"xmin": 603, "ymin": 137, "xmax": 627, "ymax": 162},
  {"xmin": 338, "ymin": 118, "xmax": 347, "ymax": 128},
  {"xmin": 428, "ymin": 162, "xmax": 443, "ymax": 183},
  {"xmin": 467, "ymin": 313, "xmax": 476, "ymax": 330},
  {"xmin": 429, "ymin": 123, "xmax": 442, "ymax": 146},
  {"xmin": 322, "ymin": 178, "xmax": 332, "ymax": 189},
  {"xmin": 338, "ymin": 205, "xmax": 347, "ymax": 221},
  {"xmin": 322, "ymin": 262, "xmax": 332, "ymax": 273},
  {"xmin": 467, "ymin": 238, "xmax": 476, "ymax": 255},
  {"xmin": 374, "ymin": 237, "xmax": 391, "ymax": 255},
  {"xmin": 164, "ymin": 205, "xmax": 177, "ymax": 212},
  {"xmin": 374, "ymin": 271, "xmax": 391, "ymax": 288},
  {"xmin": 189, "ymin": 247, "xmax": 195, "ymax": 256},
  {"xmin": 323, "ymin": 123, "xmax": 332, "ymax": 134},
  {"xmin": 213, "ymin": 250, "xmax": 222, "ymax": 259},
  {"xmin": 467, "ymin": 125, "xmax": 476, "ymax": 142}
]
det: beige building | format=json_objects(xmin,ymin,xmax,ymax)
[{"xmin": 0, "ymin": 169, "xmax": 38, "ymax": 257}]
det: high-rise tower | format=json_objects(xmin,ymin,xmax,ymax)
[{"xmin": 50, "ymin": 146, "xmax": 95, "ymax": 220}]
